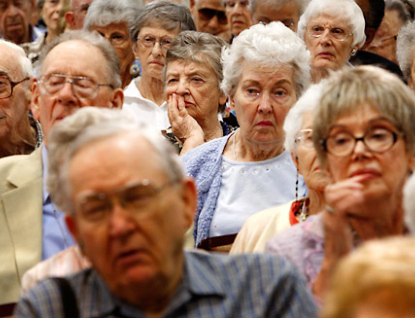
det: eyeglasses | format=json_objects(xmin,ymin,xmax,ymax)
[
  {"xmin": 198, "ymin": 8, "xmax": 228, "ymax": 25},
  {"xmin": 137, "ymin": 36, "xmax": 173, "ymax": 51},
  {"xmin": 295, "ymin": 129, "xmax": 314, "ymax": 148},
  {"xmin": 38, "ymin": 74, "xmax": 113, "ymax": 100},
  {"xmin": 307, "ymin": 24, "xmax": 352, "ymax": 41},
  {"xmin": 321, "ymin": 127, "xmax": 402, "ymax": 157},
  {"xmin": 0, "ymin": 76, "xmax": 29, "ymax": 99},
  {"xmin": 75, "ymin": 179, "xmax": 177, "ymax": 224}
]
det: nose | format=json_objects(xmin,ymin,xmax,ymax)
[
  {"xmin": 176, "ymin": 78, "xmax": 189, "ymax": 95},
  {"xmin": 207, "ymin": 15, "xmax": 220, "ymax": 29},
  {"xmin": 320, "ymin": 28, "xmax": 333, "ymax": 45},
  {"xmin": 258, "ymin": 93, "xmax": 272, "ymax": 114},
  {"xmin": 56, "ymin": 81, "xmax": 79, "ymax": 108},
  {"xmin": 351, "ymin": 138, "xmax": 372, "ymax": 159},
  {"xmin": 108, "ymin": 202, "xmax": 135, "ymax": 239},
  {"xmin": 151, "ymin": 41, "xmax": 163, "ymax": 56},
  {"xmin": 233, "ymin": 2, "xmax": 242, "ymax": 14}
]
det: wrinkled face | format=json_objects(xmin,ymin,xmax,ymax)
[
  {"xmin": 252, "ymin": 1, "xmax": 299, "ymax": 31},
  {"xmin": 326, "ymin": 104, "xmax": 413, "ymax": 211},
  {"xmin": 165, "ymin": 59, "xmax": 227, "ymax": 124},
  {"xmin": 230, "ymin": 60, "xmax": 297, "ymax": 144},
  {"xmin": 134, "ymin": 26, "xmax": 180, "ymax": 82},
  {"xmin": 191, "ymin": 0, "xmax": 229, "ymax": 38},
  {"xmin": 304, "ymin": 14, "xmax": 357, "ymax": 72},
  {"xmin": 41, "ymin": 0, "xmax": 62, "ymax": 34},
  {"xmin": 0, "ymin": 44, "xmax": 32, "ymax": 146},
  {"xmin": 32, "ymin": 40, "xmax": 122, "ymax": 144},
  {"xmin": 366, "ymin": 10, "xmax": 403, "ymax": 64},
  {"xmin": 224, "ymin": 0, "xmax": 251, "ymax": 36},
  {"xmin": 0, "ymin": 0, "xmax": 34, "ymax": 44},
  {"xmin": 67, "ymin": 0, "xmax": 92, "ymax": 30},
  {"xmin": 294, "ymin": 111, "xmax": 330, "ymax": 191},
  {"xmin": 91, "ymin": 22, "xmax": 135, "ymax": 83},
  {"xmin": 66, "ymin": 135, "xmax": 194, "ymax": 298}
]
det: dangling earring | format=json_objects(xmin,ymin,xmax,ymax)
[
  {"xmin": 130, "ymin": 59, "xmax": 141, "ymax": 77},
  {"xmin": 351, "ymin": 49, "xmax": 357, "ymax": 56},
  {"xmin": 295, "ymin": 166, "xmax": 299, "ymax": 202}
]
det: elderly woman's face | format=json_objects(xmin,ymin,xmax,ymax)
[
  {"xmin": 42, "ymin": 0, "xmax": 63, "ymax": 33},
  {"xmin": 224, "ymin": 0, "xmax": 252, "ymax": 36},
  {"xmin": 134, "ymin": 26, "xmax": 180, "ymax": 81},
  {"xmin": 91, "ymin": 22, "xmax": 134, "ymax": 78},
  {"xmin": 294, "ymin": 112, "xmax": 330, "ymax": 192},
  {"xmin": 325, "ymin": 104, "xmax": 412, "ymax": 208},
  {"xmin": 230, "ymin": 60, "xmax": 296, "ymax": 144},
  {"xmin": 304, "ymin": 14, "xmax": 358, "ymax": 72},
  {"xmin": 165, "ymin": 59, "xmax": 227, "ymax": 123}
]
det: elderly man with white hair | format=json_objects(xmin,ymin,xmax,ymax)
[{"xmin": 14, "ymin": 107, "xmax": 318, "ymax": 317}]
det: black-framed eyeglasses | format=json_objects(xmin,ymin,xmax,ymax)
[
  {"xmin": 0, "ymin": 76, "xmax": 30, "ymax": 99},
  {"xmin": 136, "ymin": 36, "xmax": 173, "ymax": 51},
  {"xmin": 321, "ymin": 127, "xmax": 403, "ymax": 157},
  {"xmin": 307, "ymin": 24, "xmax": 352, "ymax": 41},
  {"xmin": 295, "ymin": 129, "xmax": 314, "ymax": 148},
  {"xmin": 75, "ymin": 179, "xmax": 178, "ymax": 224},
  {"xmin": 198, "ymin": 8, "xmax": 228, "ymax": 25},
  {"xmin": 38, "ymin": 74, "xmax": 113, "ymax": 100}
]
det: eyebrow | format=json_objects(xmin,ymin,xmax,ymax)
[
  {"xmin": 241, "ymin": 79, "xmax": 293, "ymax": 86},
  {"xmin": 329, "ymin": 116, "xmax": 395, "ymax": 130},
  {"xmin": 0, "ymin": 71, "xmax": 10, "ymax": 78}
]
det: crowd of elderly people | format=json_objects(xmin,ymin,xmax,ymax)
[{"xmin": 1, "ymin": 0, "xmax": 415, "ymax": 316}]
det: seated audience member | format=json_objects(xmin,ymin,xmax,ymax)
[
  {"xmin": 321, "ymin": 237, "xmax": 415, "ymax": 318},
  {"xmin": 0, "ymin": 0, "xmax": 43, "ymax": 44},
  {"xmin": 222, "ymin": 0, "xmax": 252, "ymax": 39},
  {"xmin": 297, "ymin": 0, "xmax": 366, "ymax": 83},
  {"xmin": 22, "ymin": 0, "xmax": 65, "ymax": 65},
  {"xmin": 251, "ymin": 0, "xmax": 309, "ymax": 31},
  {"xmin": 397, "ymin": 20, "xmax": 415, "ymax": 89},
  {"xmin": 123, "ymin": 0, "xmax": 196, "ymax": 131},
  {"xmin": 0, "ymin": 30, "xmax": 123, "ymax": 305},
  {"xmin": 0, "ymin": 40, "xmax": 42, "ymax": 159},
  {"xmin": 266, "ymin": 66, "xmax": 415, "ymax": 300},
  {"xmin": 351, "ymin": 0, "xmax": 405, "ymax": 79},
  {"xmin": 14, "ymin": 107, "xmax": 318, "ymax": 317},
  {"xmin": 165, "ymin": 31, "xmax": 233, "ymax": 154},
  {"xmin": 190, "ymin": 0, "xmax": 231, "ymax": 42},
  {"xmin": 231, "ymin": 83, "xmax": 330, "ymax": 254},
  {"xmin": 84, "ymin": 0, "xmax": 142, "ymax": 89},
  {"xmin": 65, "ymin": 0, "xmax": 93, "ymax": 30},
  {"xmin": 183, "ymin": 22, "xmax": 310, "ymax": 251}
]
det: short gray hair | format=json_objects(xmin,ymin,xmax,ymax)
[
  {"xmin": 37, "ymin": 30, "xmax": 122, "ymax": 88},
  {"xmin": 221, "ymin": 21, "xmax": 310, "ymax": 98},
  {"xmin": 312, "ymin": 65, "xmax": 415, "ymax": 168},
  {"xmin": 83, "ymin": 0, "xmax": 142, "ymax": 31},
  {"xmin": 164, "ymin": 31, "xmax": 227, "ymax": 112},
  {"xmin": 397, "ymin": 21, "xmax": 415, "ymax": 81},
  {"xmin": 386, "ymin": 0, "xmax": 411, "ymax": 25},
  {"xmin": 48, "ymin": 107, "xmax": 186, "ymax": 214},
  {"xmin": 250, "ymin": 0, "xmax": 309, "ymax": 17},
  {"xmin": 297, "ymin": 0, "xmax": 366, "ymax": 49},
  {"xmin": 130, "ymin": 0, "xmax": 196, "ymax": 42},
  {"xmin": 283, "ymin": 83, "xmax": 323, "ymax": 154},
  {"xmin": 404, "ymin": 172, "xmax": 415, "ymax": 234},
  {"xmin": 0, "ymin": 39, "xmax": 33, "ymax": 80}
]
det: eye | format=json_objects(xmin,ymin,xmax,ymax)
[
  {"xmin": 311, "ymin": 25, "xmax": 324, "ymax": 33},
  {"xmin": 124, "ymin": 185, "xmax": 155, "ymax": 207},
  {"xmin": 143, "ymin": 36, "xmax": 155, "ymax": 43},
  {"xmin": 332, "ymin": 133, "xmax": 353, "ymax": 146},
  {"xmin": 246, "ymin": 88, "xmax": 260, "ymax": 97},
  {"xmin": 273, "ymin": 89, "xmax": 287, "ymax": 97},
  {"xmin": 79, "ymin": 197, "xmax": 109, "ymax": 221},
  {"xmin": 226, "ymin": 1, "xmax": 236, "ymax": 7},
  {"xmin": 167, "ymin": 78, "xmax": 178, "ymax": 85},
  {"xmin": 240, "ymin": 0, "xmax": 249, "ymax": 7},
  {"xmin": 331, "ymin": 27, "xmax": 345, "ymax": 35},
  {"xmin": 367, "ymin": 128, "xmax": 391, "ymax": 141},
  {"xmin": 111, "ymin": 33, "xmax": 125, "ymax": 41},
  {"xmin": 191, "ymin": 77, "xmax": 203, "ymax": 83}
]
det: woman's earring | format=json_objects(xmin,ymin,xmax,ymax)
[
  {"xmin": 351, "ymin": 49, "xmax": 357, "ymax": 56},
  {"xmin": 130, "ymin": 59, "xmax": 141, "ymax": 77}
]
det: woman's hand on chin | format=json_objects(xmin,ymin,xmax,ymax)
[{"xmin": 168, "ymin": 94, "xmax": 204, "ymax": 154}]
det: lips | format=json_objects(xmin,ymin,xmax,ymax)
[
  {"xmin": 317, "ymin": 52, "xmax": 334, "ymax": 58},
  {"xmin": 349, "ymin": 168, "xmax": 381, "ymax": 180},
  {"xmin": 114, "ymin": 249, "xmax": 143, "ymax": 267},
  {"xmin": 150, "ymin": 61, "xmax": 163, "ymax": 66},
  {"xmin": 257, "ymin": 121, "xmax": 273, "ymax": 126}
]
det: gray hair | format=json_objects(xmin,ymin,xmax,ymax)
[
  {"xmin": 297, "ymin": 0, "xmax": 366, "ymax": 49},
  {"xmin": 37, "ymin": 30, "xmax": 122, "ymax": 88},
  {"xmin": 283, "ymin": 83, "xmax": 323, "ymax": 154},
  {"xmin": 386, "ymin": 0, "xmax": 411, "ymax": 25},
  {"xmin": 312, "ymin": 65, "xmax": 415, "ymax": 168},
  {"xmin": 130, "ymin": 0, "xmax": 196, "ymax": 42},
  {"xmin": 0, "ymin": 39, "xmax": 33, "ymax": 80},
  {"xmin": 221, "ymin": 21, "xmax": 311, "ymax": 98},
  {"xmin": 404, "ymin": 172, "xmax": 415, "ymax": 233},
  {"xmin": 164, "ymin": 31, "xmax": 227, "ymax": 112},
  {"xmin": 397, "ymin": 21, "xmax": 415, "ymax": 81},
  {"xmin": 83, "ymin": 0, "xmax": 142, "ymax": 31},
  {"xmin": 48, "ymin": 107, "xmax": 186, "ymax": 214},
  {"xmin": 250, "ymin": 0, "xmax": 309, "ymax": 16}
]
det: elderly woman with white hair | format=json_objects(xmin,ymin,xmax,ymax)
[
  {"xmin": 182, "ymin": 22, "xmax": 310, "ymax": 251},
  {"xmin": 397, "ymin": 20, "xmax": 415, "ymax": 90},
  {"xmin": 297, "ymin": 0, "xmax": 366, "ymax": 83},
  {"xmin": 84, "ymin": 0, "xmax": 142, "ymax": 89},
  {"xmin": 230, "ymin": 83, "xmax": 330, "ymax": 254},
  {"xmin": 266, "ymin": 65, "xmax": 415, "ymax": 300}
]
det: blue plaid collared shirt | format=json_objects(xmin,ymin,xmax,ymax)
[{"xmin": 15, "ymin": 251, "xmax": 317, "ymax": 317}]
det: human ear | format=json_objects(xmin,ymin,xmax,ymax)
[{"xmin": 31, "ymin": 80, "xmax": 41, "ymax": 121}]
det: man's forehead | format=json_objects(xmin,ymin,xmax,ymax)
[{"xmin": 0, "ymin": 45, "xmax": 22, "ymax": 79}]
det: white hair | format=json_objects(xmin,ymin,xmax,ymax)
[
  {"xmin": 283, "ymin": 82, "xmax": 324, "ymax": 154},
  {"xmin": 48, "ymin": 107, "xmax": 185, "ymax": 214},
  {"xmin": 397, "ymin": 21, "xmax": 415, "ymax": 81},
  {"xmin": 221, "ymin": 21, "xmax": 311, "ymax": 98},
  {"xmin": 404, "ymin": 172, "xmax": 415, "ymax": 234},
  {"xmin": 0, "ymin": 39, "xmax": 33, "ymax": 79},
  {"xmin": 297, "ymin": 0, "xmax": 366, "ymax": 49}
]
